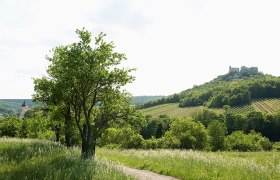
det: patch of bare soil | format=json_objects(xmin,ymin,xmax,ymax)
[{"xmin": 120, "ymin": 165, "xmax": 179, "ymax": 180}]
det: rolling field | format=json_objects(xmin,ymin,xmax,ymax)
[
  {"xmin": 97, "ymin": 148, "xmax": 280, "ymax": 180},
  {"xmin": 142, "ymin": 99, "xmax": 280, "ymax": 117},
  {"xmin": 141, "ymin": 103, "xmax": 224, "ymax": 118},
  {"xmin": 0, "ymin": 138, "xmax": 132, "ymax": 180}
]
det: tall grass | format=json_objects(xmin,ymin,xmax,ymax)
[
  {"xmin": 97, "ymin": 148, "xmax": 280, "ymax": 180},
  {"xmin": 0, "ymin": 138, "xmax": 133, "ymax": 180}
]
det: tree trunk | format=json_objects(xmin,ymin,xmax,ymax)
[
  {"xmin": 81, "ymin": 124, "xmax": 97, "ymax": 160},
  {"xmin": 64, "ymin": 107, "xmax": 73, "ymax": 147}
]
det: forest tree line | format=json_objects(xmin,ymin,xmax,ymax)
[{"xmin": 1, "ymin": 107, "xmax": 280, "ymax": 152}]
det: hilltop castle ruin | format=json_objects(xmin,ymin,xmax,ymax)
[
  {"xmin": 229, "ymin": 66, "xmax": 258, "ymax": 74},
  {"xmin": 229, "ymin": 66, "xmax": 258, "ymax": 76}
]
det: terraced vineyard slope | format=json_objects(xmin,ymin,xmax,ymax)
[
  {"xmin": 141, "ymin": 103, "xmax": 224, "ymax": 118},
  {"xmin": 252, "ymin": 99, "xmax": 280, "ymax": 113},
  {"xmin": 142, "ymin": 99, "xmax": 280, "ymax": 117},
  {"xmin": 229, "ymin": 98, "xmax": 280, "ymax": 115},
  {"xmin": 227, "ymin": 104, "xmax": 255, "ymax": 114}
]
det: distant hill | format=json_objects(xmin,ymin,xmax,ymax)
[
  {"xmin": 131, "ymin": 96, "xmax": 165, "ymax": 106},
  {"xmin": 0, "ymin": 96, "xmax": 163, "ymax": 118},
  {"xmin": 139, "ymin": 66, "xmax": 280, "ymax": 110}
]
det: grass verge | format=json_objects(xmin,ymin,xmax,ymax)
[
  {"xmin": 97, "ymin": 148, "xmax": 280, "ymax": 180},
  {"xmin": 0, "ymin": 138, "xmax": 133, "ymax": 180}
]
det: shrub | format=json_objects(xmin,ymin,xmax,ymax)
[
  {"xmin": 0, "ymin": 117, "xmax": 21, "ymax": 137},
  {"xmin": 99, "ymin": 127, "xmax": 143, "ymax": 149},
  {"xmin": 225, "ymin": 131, "xmax": 272, "ymax": 151},
  {"xmin": 162, "ymin": 118, "xmax": 209, "ymax": 150},
  {"xmin": 207, "ymin": 120, "xmax": 226, "ymax": 151},
  {"xmin": 272, "ymin": 142, "xmax": 280, "ymax": 151},
  {"xmin": 142, "ymin": 137, "xmax": 163, "ymax": 149}
]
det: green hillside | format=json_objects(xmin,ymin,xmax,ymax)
[
  {"xmin": 142, "ymin": 99, "xmax": 280, "ymax": 118},
  {"xmin": 142, "ymin": 103, "xmax": 224, "ymax": 118},
  {"xmin": 139, "ymin": 67, "xmax": 280, "ymax": 117}
]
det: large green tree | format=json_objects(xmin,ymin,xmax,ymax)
[
  {"xmin": 34, "ymin": 28, "xmax": 134, "ymax": 159},
  {"xmin": 33, "ymin": 77, "xmax": 74, "ymax": 147},
  {"xmin": 207, "ymin": 120, "xmax": 226, "ymax": 151}
]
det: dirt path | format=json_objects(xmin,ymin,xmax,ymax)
[{"xmin": 120, "ymin": 165, "xmax": 179, "ymax": 180}]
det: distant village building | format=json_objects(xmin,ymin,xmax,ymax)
[{"xmin": 19, "ymin": 101, "xmax": 28, "ymax": 119}]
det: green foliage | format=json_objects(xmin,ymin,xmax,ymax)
[
  {"xmin": 163, "ymin": 118, "xmax": 209, "ymax": 150},
  {"xmin": 98, "ymin": 127, "xmax": 143, "ymax": 149},
  {"xmin": 141, "ymin": 115, "xmax": 171, "ymax": 139},
  {"xmin": 138, "ymin": 94, "xmax": 181, "ymax": 109},
  {"xmin": 225, "ymin": 113, "xmax": 246, "ymax": 134},
  {"xmin": 272, "ymin": 142, "xmax": 280, "ymax": 151},
  {"xmin": 0, "ymin": 117, "xmax": 21, "ymax": 137},
  {"xmin": 142, "ymin": 137, "xmax": 163, "ymax": 149},
  {"xmin": 225, "ymin": 131, "xmax": 272, "ymax": 151},
  {"xmin": 0, "ymin": 114, "xmax": 55, "ymax": 140},
  {"xmin": 0, "ymin": 138, "xmax": 132, "ymax": 180},
  {"xmin": 33, "ymin": 28, "xmax": 135, "ymax": 159},
  {"xmin": 207, "ymin": 120, "xmax": 226, "ymax": 151},
  {"xmin": 179, "ymin": 96, "xmax": 203, "ymax": 107},
  {"xmin": 246, "ymin": 111, "xmax": 266, "ymax": 133},
  {"xmin": 192, "ymin": 108, "xmax": 225, "ymax": 127},
  {"xmin": 225, "ymin": 111, "xmax": 280, "ymax": 142}
]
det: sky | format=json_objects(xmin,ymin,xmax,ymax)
[{"xmin": 1, "ymin": 0, "xmax": 280, "ymax": 99}]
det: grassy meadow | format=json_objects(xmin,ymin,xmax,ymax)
[
  {"xmin": 0, "ymin": 138, "xmax": 133, "ymax": 180},
  {"xmin": 97, "ymin": 148, "xmax": 280, "ymax": 180}
]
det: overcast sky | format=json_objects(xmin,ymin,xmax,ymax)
[{"xmin": 1, "ymin": 0, "xmax": 280, "ymax": 99}]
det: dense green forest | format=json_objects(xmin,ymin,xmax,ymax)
[{"xmin": 139, "ymin": 71, "xmax": 280, "ymax": 109}]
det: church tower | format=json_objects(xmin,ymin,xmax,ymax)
[{"xmin": 19, "ymin": 100, "xmax": 28, "ymax": 119}]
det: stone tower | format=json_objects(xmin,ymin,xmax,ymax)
[{"xmin": 19, "ymin": 100, "xmax": 28, "ymax": 119}]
